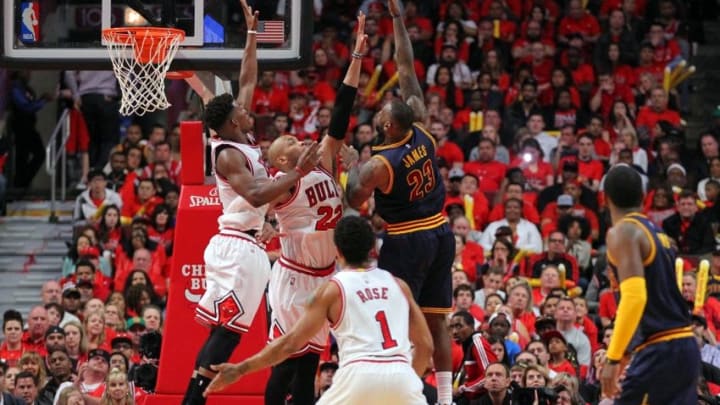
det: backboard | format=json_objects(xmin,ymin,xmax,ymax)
[{"xmin": 1, "ymin": 0, "xmax": 313, "ymax": 71}]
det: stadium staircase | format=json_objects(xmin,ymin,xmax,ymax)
[{"xmin": 0, "ymin": 200, "xmax": 74, "ymax": 317}]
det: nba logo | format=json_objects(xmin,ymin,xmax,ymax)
[{"xmin": 20, "ymin": 2, "xmax": 40, "ymax": 44}]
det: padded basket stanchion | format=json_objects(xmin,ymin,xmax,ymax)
[{"xmin": 102, "ymin": 27, "xmax": 185, "ymax": 116}]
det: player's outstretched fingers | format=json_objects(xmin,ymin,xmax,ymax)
[{"xmin": 204, "ymin": 363, "xmax": 235, "ymax": 396}]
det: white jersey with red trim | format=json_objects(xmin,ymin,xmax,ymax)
[
  {"xmin": 210, "ymin": 137, "xmax": 270, "ymax": 232},
  {"xmin": 273, "ymin": 168, "xmax": 342, "ymax": 268},
  {"xmin": 330, "ymin": 268, "xmax": 412, "ymax": 366}
]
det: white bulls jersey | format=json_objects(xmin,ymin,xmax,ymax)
[
  {"xmin": 210, "ymin": 137, "xmax": 269, "ymax": 232},
  {"xmin": 273, "ymin": 167, "xmax": 342, "ymax": 268},
  {"xmin": 330, "ymin": 268, "xmax": 412, "ymax": 366}
]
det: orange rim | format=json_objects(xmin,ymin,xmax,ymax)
[
  {"xmin": 166, "ymin": 71, "xmax": 194, "ymax": 80},
  {"xmin": 103, "ymin": 27, "xmax": 185, "ymax": 64}
]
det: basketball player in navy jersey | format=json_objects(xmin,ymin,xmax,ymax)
[
  {"xmin": 345, "ymin": 0, "xmax": 455, "ymax": 403},
  {"xmin": 181, "ymin": 1, "xmax": 320, "ymax": 404},
  {"xmin": 601, "ymin": 164, "xmax": 700, "ymax": 404},
  {"xmin": 205, "ymin": 215, "xmax": 433, "ymax": 405}
]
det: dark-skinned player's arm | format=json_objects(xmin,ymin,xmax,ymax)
[
  {"xmin": 600, "ymin": 221, "xmax": 647, "ymax": 398},
  {"xmin": 236, "ymin": 0, "xmax": 258, "ymax": 112},
  {"xmin": 396, "ymin": 277, "xmax": 434, "ymax": 377},
  {"xmin": 216, "ymin": 143, "xmax": 320, "ymax": 208},
  {"xmin": 388, "ymin": 0, "xmax": 427, "ymax": 123},
  {"xmin": 319, "ymin": 12, "xmax": 367, "ymax": 172},
  {"xmin": 203, "ymin": 281, "xmax": 341, "ymax": 396},
  {"xmin": 345, "ymin": 156, "xmax": 390, "ymax": 210}
]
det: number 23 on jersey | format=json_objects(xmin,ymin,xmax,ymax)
[{"xmin": 406, "ymin": 160, "xmax": 436, "ymax": 201}]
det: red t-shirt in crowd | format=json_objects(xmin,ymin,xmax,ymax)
[
  {"xmin": 252, "ymin": 85, "xmax": 290, "ymax": 115},
  {"xmin": 558, "ymin": 14, "xmax": 600, "ymax": 40},
  {"xmin": 437, "ymin": 141, "xmax": 465, "ymax": 167},
  {"xmin": 463, "ymin": 160, "xmax": 507, "ymax": 193}
]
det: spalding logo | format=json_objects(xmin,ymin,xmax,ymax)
[
  {"xmin": 188, "ymin": 186, "xmax": 221, "ymax": 208},
  {"xmin": 181, "ymin": 263, "xmax": 207, "ymax": 303}
]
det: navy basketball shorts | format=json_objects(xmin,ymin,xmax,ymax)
[
  {"xmin": 377, "ymin": 224, "xmax": 455, "ymax": 313},
  {"xmin": 616, "ymin": 337, "xmax": 699, "ymax": 405}
]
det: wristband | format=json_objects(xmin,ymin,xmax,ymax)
[
  {"xmin": 247, "ymin": 30, "xmax": 257, "ymax": 34},
  {"xmin": 606, "ymin": 358, "xmax": 620, "ymax": 365},
  {"xmin": 351, "ymin": 51, "xmax": 363, "ymax": 59}
]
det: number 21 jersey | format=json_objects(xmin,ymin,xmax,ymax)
[{"xmin": 330, "ymin": 268, "xmax": 412, "ymax": 366}]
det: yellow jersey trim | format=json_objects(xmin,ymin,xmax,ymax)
[
  {"xmin": 371, "ymin": 155, "xmax": 394, "ymax": 195},
  {"xmin": 619, "ymin": 217, "xmax": 656, "ymax": 267},
  {"xmin": 372, "ymin": 128, "xmax": 414, "ymax": 151},
  {"xmin": 386, "ymin": 213, "xmax": 447, "ymax": 235},
  {"xmin": 421, "ymin": 306, "xmax": 453, "ymax": 314},
  {"xmin": 633, "ymin": 326, "xmax": 693, "ymax": 353}
]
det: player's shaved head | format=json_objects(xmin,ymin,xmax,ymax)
[{"xmin": 267, "ymin": 135, "xmax": 298, "ymax": 168}]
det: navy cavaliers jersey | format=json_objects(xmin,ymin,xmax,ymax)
[
  {"xmin": 607, "ymin": 213, "xmax": 691, "ymax": 352},
  {"xmin": 371, "ymin": 123, "xmax": 446, "ymax": 232}
]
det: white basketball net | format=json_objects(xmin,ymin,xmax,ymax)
[{"xmin": 103, "ymin": 28, "xmax": 184, "ymax": 116}]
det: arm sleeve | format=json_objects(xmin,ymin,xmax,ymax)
[
  {"xmin": 606, "ymin": 276, "xmax": 647, "ymax": 361},
  {"xmin": 327, "ymin": 83, "xmax": 357, "ymax": 140}
]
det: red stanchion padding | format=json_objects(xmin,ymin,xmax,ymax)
[
  {"xmin": 180, "ymin": 121, "xmax": 205, "ymax": 186},
  {"xmin": 147, "ymin": 184, "xmax": 268, "ymax": 405}
]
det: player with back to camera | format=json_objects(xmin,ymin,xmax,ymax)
[
  {"xmin": 600, "ymin": 164, "xmax": 700, "ymax": 404},
  {"xmin": 205, "ymin": 215, "xmax": 434, "ymax": 405},
  {"xmin": 260, "ymin": 10, "xmax": 369, "ymax": 405},
  {"xmin": 345, "ymin": 0, "xmax": 455, "ymax": 403},
  {"xmin": 181, "ymin": 1, "xmax": 321, "ymax": 404}
]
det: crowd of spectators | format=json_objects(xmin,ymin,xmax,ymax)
[{"xmin": 2, "ymin": 0, "xmax": 720, "ymax": 403}]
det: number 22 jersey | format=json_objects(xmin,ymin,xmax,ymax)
[{"xmin": 273, "ymin": 167, "xmax": 342, "ymax": 268}]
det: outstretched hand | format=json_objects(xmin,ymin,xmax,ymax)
[
  {"xmin": 388, "ymin": 0, "xmax": 402, "ymax": 18},
  {"xmin": 296, "ymin": 142, "xmax": 321, "ymax": 176},
  {"xmin": 339, "ymin": 144, "xmax": 359, "ymax": 168},
  {"xmin": 240, "ymin": 0, "xmax": 259, "ymax": 31},
  {"xmin": 354, "ymin": 12, "xmax": 369, "ymax": 56},
  {"xmin": 203, "ymin": 363, "xmax": 246, "ymax": 397}
]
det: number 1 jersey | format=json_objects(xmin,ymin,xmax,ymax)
[
  {"xmin": 330, "ymin": 268, "xmax": 412, "ymax": 366},
  {"xmin": 371, "ymin": 123, "xmax": 445, "ymax": 225},
  {"xmin": 273, "ymin": 167, "xmax": 342, "ymax": 269}
]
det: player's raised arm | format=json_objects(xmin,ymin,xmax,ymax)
[
  {"xmin": 601, "ymin": 222, "xmax": 647, "ymax": 398},
  {"xmin": 204, "ymin": 281, "xmax": 341, "ymax": 395},
  {"xmin": 236, "ymin": 0, "xmax": 258, "ymax": 111},
  {"xmin": 216, "ymin": 143, "xmax": 320, "ymax": 208},
  {"xmin": 388, "ymin": 0, "xmax": 426, "ymax": 122},
  {"xmin": 319, "ymin": 12, "xmax": 368, "ymax": 172}
]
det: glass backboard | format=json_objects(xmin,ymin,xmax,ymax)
[{"xmin": 1, "ymin": 0, "xmax": 312, "ymax": 70}]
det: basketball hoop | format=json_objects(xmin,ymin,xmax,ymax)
[{"xmin": 102, "ymin": 27, "xmax": 185, "ymax": 116}]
